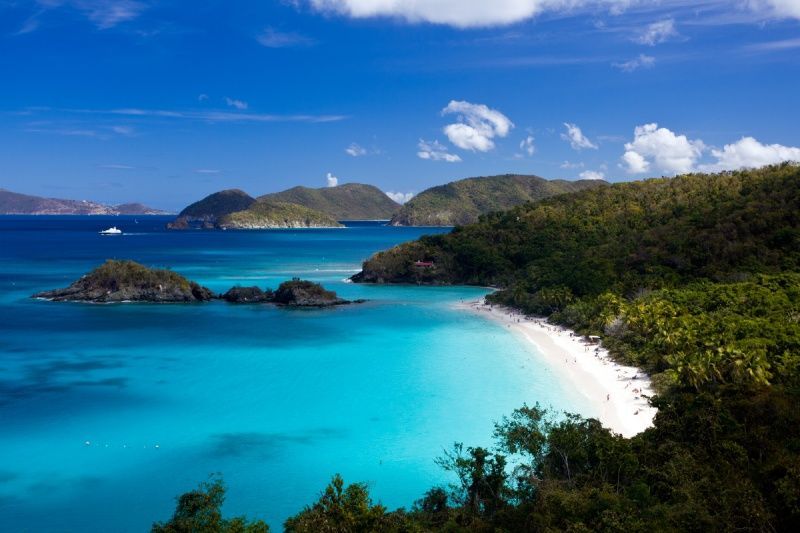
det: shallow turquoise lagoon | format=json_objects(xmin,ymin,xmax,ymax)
[{"xmin": 0, "ymin": 217, "xmax": 593, "ymax": 531}]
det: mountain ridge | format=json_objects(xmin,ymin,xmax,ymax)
[
  {"xmin": 390, "ymin": 174, "xmax": 608, "ymax": 226},
  {"xmin": 0, "ymin": 188, "xmax": 170, "ymax": 215}
]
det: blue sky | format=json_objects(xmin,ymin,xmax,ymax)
[{"xmin": 1, "ymin": 0, "xmax": 799, "ymax": 210}]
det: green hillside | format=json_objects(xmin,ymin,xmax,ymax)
[
  {"xmin": 218, "ymin": 200, "xmax": 342, "ymax": 228},
  {"xmin": 167, "ymin": 189, "xmax": 256, "ymax": 229},
  {"xmin": 389, "ymin": 174, "xmax": 607, "ymax": 226},
  {"xmin": 260, "ymin": 183, "xmax": 399, "ymax": 220}
]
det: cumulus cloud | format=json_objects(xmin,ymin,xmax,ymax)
[
  {"xmin": 699, "ymin": 137, "xmax": 800, "ymax": 172},
  {"xmin": 257, "ymin": 27, "xmax": 316, "ymax": 48},
  {"xmin": 519, "ymin": 135, "xmax": 535, "ymax": 156},
  {"xmin": 561, "ymin": 123, "xmax": 597, "ymax": 150},
  {"xmin": 326, "ymin": 172, "xmax": 338, "ymax": 187},
  {"xmin": 560, "ymin": 160, "xmax": 585, "ymax": 169},
  {"xmin": 417, "ymin": 139, "xmax": 461, "ymax": 162},
  {"xmin": 345, "ymin": 143, "xmax": 367, "ymax": 157},
  {"xmin": 621, "ymin": 123, "xmax": 705, "ymax": 174},
  {"xmin": 385, "ymin": 191, "xmax": 415, "ymax": 204},
  {"xmin": 621, "ymin": 150, "xmax": 649, "ymax": 173},
  {"xmin": 621, "ymin": 123, "xmax": 800, "ymax": 175},
  {"xmin": 613, "ymin": 54, "xmax": 656, "ymax": 72},
  {"xmin": 579, "ymin": 170, "xmax": 605, "ymax": 180},
  {"xmin": 305, "ymin": 0, "xmax": 640, "ymax": 28},
  {"xmin": 225, "ymin": 97, "xmax": 248, "ymax": 110},
  {"xmin": 634, "ymin": 19, "xmax": 678, "ymax": 46},
  {"xmin": 441, "ymin": 100, "xmax": 513, "ymax": 152}
]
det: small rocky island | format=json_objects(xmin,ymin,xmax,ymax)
[
  {"xmin": 35, "ymin": 260, "xmax": 358, "ymax": 307},
  {"xmin": 34, "ymin": 260, "xmax": 214, "ymax": 302},
  {"xmin": 222, "ymin": 278, "xmax": 357, "ymax": 307}
]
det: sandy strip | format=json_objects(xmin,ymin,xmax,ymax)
[{"xmin": 458, "ymin": 298, "xmax": 657, "ymax": 438}]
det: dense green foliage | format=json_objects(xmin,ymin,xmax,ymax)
[
  {"xmin": 163, "ymin": 388, "xmax": 800, "ymax": 531},
  {"xmin": 219, "ymin": 200, "xmax": 342, "ymax": 228},
  {"xmin": 83, "ymin": 259, "xmax": 195, "ymax": 291},
  {"xmin": 152, "ymin": 477, "xmax": 268, "ymax": 533},
  {"xmin": 272, "ymin": 278, "xmax": 344, "ymax": 306},
  {"xmin": 390, "ymin": 174, "xmax": 606, "ymax": 226},
  {"xmin": 178, "ymin": 189, "xmax": 257, "ymax": 218},
  {"xmin": 34, "ymin": 259, "xmax": 215, "ymax": 302},
  {"xmin": 260, "ymin": 183, "xmax": 400, "ymax": 220}
]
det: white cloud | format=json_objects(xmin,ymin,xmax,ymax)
[
  {"xmin": 621, "ymin": 150, "xmax": 649, "ymax": 173},
  {"xmin": 385, "ymin": 191, "xmax": 415, "ymax": 204},
  {"xmin": 560, "ymin": 160, "xmax": 585, "ymax": 169},
  {"xmin": 257, "ymin": 27, "xmax": 316, "ymax": 48},
  {"xmin": 345, "ymin": 143, "xmax": 367, "ymax": 157},
  {"xmin": 613, "ymin": 54, "xmax": 656, "ymax": 72},
  {"xmin": 579, "ymin": 170, "xmax": 605, "ymax": 180},
  {"xmin": 45, "ymin": 106, "xmax": 347, "ymax": 124},
  {"xmin": 305, "ymin": 0, "xmax": 639, "ymax": 28},
  {"xmin": 195, "ymin": 169, "xmax": 220, "ymax": 174},
  {"xmin": 699, "ymin": 137, "xmax": 800, "ymax": 172},
  {"xmin": 34, "ymin": 1, "xmax": 146, "ymax": 30},
  {"xmin": 634, "ymin": 19, "xmax": 678, "ymax": 46},
  {"xmin": 326, "ymin": 172, "xmax": 338, "ymax": 187},
  {"xmin": 225, "ymin": 97, "xmax": 248, "ymax": 110},
  {"xmin": 621, "ymin": 123, "xmax": 705, "ymax": 175},
  {"xmin": 441, "ymin": 100, "xmax": 513, "ymax": 152},
  {"xmin": 519, "ymin": 135, "xmax": 535, "ymax": 156},
  {"xmin": 99, "ymin": 164, "xmax": 134, "ymax": 170},
  {"xmin": 748, "ymin": 0, "xmax": 800, "ymax": 20},
  {"xmin": 111, "ymin": 125, "xmax": 134, "ymax": 135},
  {"xmin": 417, "ymin": 139, "xmax": 461, "ymax": 163},
  {"xmin": 561, "ymin": 123, "xmax": 598, "ymax": 150},
  {"xmin": 198, "ymin": 94, "xmax": 209, "ymax": 102}
]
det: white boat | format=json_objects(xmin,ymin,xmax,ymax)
[{"xmin": 99, "ymin": 226, "xmax": 122, "ymax": 235}]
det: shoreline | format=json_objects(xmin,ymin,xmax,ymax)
[{"xmin": 457, "ymin": 298, "xmax": 657, "ymax": 438}]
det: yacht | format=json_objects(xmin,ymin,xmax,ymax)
[{"xmin": 99, "ymin": 226, "xmax": 122, "ymax": 235}]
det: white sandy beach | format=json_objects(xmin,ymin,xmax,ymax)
[{"xmin": 459, "ymin": 298, "xmax": 657, "ymax": 438}]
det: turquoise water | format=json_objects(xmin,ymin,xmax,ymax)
[{"xmin": 0, "ymin": 216, "xmax": 592, "ymax": 531}]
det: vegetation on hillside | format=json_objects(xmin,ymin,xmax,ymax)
[
  {"xmin": 34, "ymin": 259, "xmax": 214, "ymax": 302},
  {"xmin": 389, "ymin": 174, "xmax": 606, "ymax": 226},
  {"xmin": 260, "ymin": 183, "xmax": 399, "ymax": 220},
  {"xmin": 218, "ymin": 200, "xmax": 342, "ymax": 228},
  {"xmin": 177, "ymin": 189, "xmax": 256, "ymax": 219}
]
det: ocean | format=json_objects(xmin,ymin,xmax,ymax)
[{"xmin": 0, "ymin": 216, "xmax": 593, "ymax": 531}]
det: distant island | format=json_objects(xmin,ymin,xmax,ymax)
[
  {"xmin": 0, "ymin": 188, "xmax": 170, "ymax": 215},
  {"xmin": 167, "ymin": 183, "xmax": 399, "ymax": 229},
  {"xmin": 389, "ymin": 174, "xmax": 606, "ymax": 226},
  {"xmin": 167, "ymin": 189, "xmax": 345, "ymax": 229},
  {"xmin": 259, "ymin": 183, "xmax": 400, "ymax": 220},
  {"xmin": 168, "ymin": 176, "xmax": 609, "ymax": 229},
  {"xmin": 34, "ymin": 259, "xmax": 357, "ymax": 307}
]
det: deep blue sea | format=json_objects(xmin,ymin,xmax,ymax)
[{"xmin": 0, "ymin": 216, "xmax": 593, "ymax": 532}]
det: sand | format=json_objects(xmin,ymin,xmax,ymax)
[{"xmin": 459, "ymin": 298, "xmax": 657, "ymax": 438}]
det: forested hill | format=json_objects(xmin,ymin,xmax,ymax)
[
  {"xmin": 359, "ymin": 164, "xmax": 800, "ymax": 291},
  {"xmin": 259, "ymin": 183, "xmax": 399, "ymax": 220},
  {"xmin": 389, "ymin": 174, "xmax": 606, "ymax": 226}
]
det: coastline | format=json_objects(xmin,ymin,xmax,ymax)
[{"xmin": 458, "ymin": 298, "xmax": 657, "ymax": 438}]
